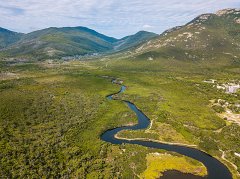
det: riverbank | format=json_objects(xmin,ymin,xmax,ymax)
[{"xmin": 101, "ymin": 80, "xmax": 233, "ymax": 179}]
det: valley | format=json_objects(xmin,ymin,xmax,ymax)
[{"xmin": 0, "ymin": 7, "xmax": 240, "ymax": 179}]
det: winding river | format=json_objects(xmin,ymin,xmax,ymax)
[{"xmin": 101, "ymin": 82, "xmax": 232, "ymax": 179}]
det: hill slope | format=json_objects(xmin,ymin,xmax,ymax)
[
  {"xmin": 128, "ymin": 8, "xmax": 240, "ymax": 67},
  {"xmin": 0, "ymin": 28, "xmax": 23, "ymax": 49},
  {"xmin": 1, "ymin": 27, "xmax": 118, "ymax": 59},
  {"xmin": 113, "ymin": 31, "xmax": 158, "ymax": 51}
]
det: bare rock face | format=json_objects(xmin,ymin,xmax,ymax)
[
  {"xmin": 162, "ymin": 26, "xmax": 183, "ymax": 36},
  {"xmin": 197, "ymin": 14, "xmax": 212, "ymax": 21},
  {"xmin": 235, "ymin": 18, "xmax": 240, "ymax": 24},
  {"xmin": 216, "ymin": 9, "xmax": 232, "ymax": 16},
  {"xmin": 216, "ymin": 8, "xmax": 240, "ymax": 16}
]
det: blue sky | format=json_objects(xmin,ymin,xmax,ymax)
[{"xmin": 0, "ymin": 0, "xmax": 240, "ymax": 38}]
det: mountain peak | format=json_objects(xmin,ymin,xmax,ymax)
[
  {"xmin": 216, "ymin": 8, "xmax": 240, "ymax": 16},
  {"xmin": 0, "ymin": 27, "xmax": 16, "ymax": 33},
  {"xmin": 0, "ymin": 27, "xmax": 8, "ymax": 32},
  {"xmin": 0, "ymin": 27, "xmax": 23, "ymax": 49},
  {"xmin": 130, "ymin": 8, "xmax": 240, "ymax": 62},
  {"xmin": 185, "ymin": 8, "xmax": 240, "ymax": 27},
  {"xmin": 137, "ymin": 30, "xmax": 154, "ymax": 34}
]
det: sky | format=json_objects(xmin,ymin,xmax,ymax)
[{"xmin": 0, "ymin": 0, "xmax": 240, "ymax": 38}]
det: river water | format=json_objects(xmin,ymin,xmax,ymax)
[{"xmin": 101, "ymin": 84, "xmax": 232, "ymax": 179}]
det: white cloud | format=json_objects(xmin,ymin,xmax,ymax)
[
  {"xmin": 0, "ymin": 0, "xmax": 239, "ymax": 37},
  {"xmin": 143, "ymin": 24, "xmax": 154, "ymax": 29}
]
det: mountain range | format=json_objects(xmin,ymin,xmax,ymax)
[
  {"xmin": 0, "ymin": 8, "xmax": 240, "ymax": 63},
  {"xmin": 0, "ymin": 27, "xmax": 157, "ymax": 59}
]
